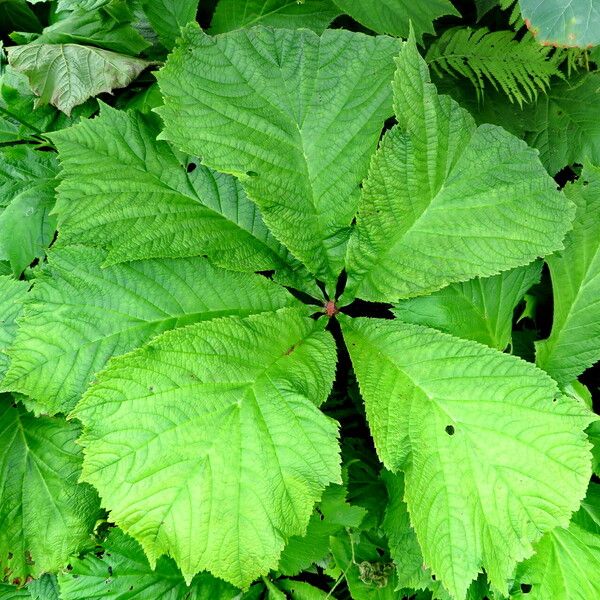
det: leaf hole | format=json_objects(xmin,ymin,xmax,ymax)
[
  {"xmin": 520, "ymin": 583, "xmax": 532, "ymax": 593},
  {"xmin": 187, "ymin": 162, "xmax": 197, "ymax": 173},
  {"xmin": 7, "ymin": 553, "xmax": 12, "ymax": 560},
  {"xmin": 431, "ymin": 574, "xmax": 436, "ymax": 581},
  {"xmin": 445, "ymin": 425, "xmax": 455, "ymax": 436},
  {"xmin": 246, "ymin": 170, "xmax": 258, "ymax": 178}
]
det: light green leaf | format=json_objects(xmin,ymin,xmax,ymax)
[
  {"xmin": 6, "ymin": 43, "xmax": 151, "ymax": 115},
  {"xmin": 49, "ymin": 104, "xmax": 295, "ymax": 273},
  {"xmin": 2, "ymin": 245, "xmax": 297, "ymax": 415},
  {"xmin": 332, "ymin": 0, "xmax": 459, "ymax": 43},
  {"xmin": 156, "ymin": 25, "xmax": 400, "ymax": 283},
  {"xmin": 139, "ymin": 0, "xmax": 198, "ymax": 49},
  {"xmin": 58, "ymin": 528, "xmax": 238, "ymax": 600},
  {"xmin": 536, "ymin": 164, "xmax": 600, "ymax": 385},
  {"xmin": 342, "ymin": 316, "xmax": 594, "ymax": 599},
  {"xmin": 519, "ymin": 0, "xmax": 600, "ymax": 47},
  {"xmin": 0, "ymin": 399, "xmax": 99, "ymax": 582},
  {"xmin": 0, "ymin": 276, "xmax": 26, "ymax": 381},
  {"xmin": 73, "ymin": 308, "xmax": 341, "ymax": 587},
  {"xmin": 393, "ymin": 262, "xmax": 542, "ymax": 350},
  {"xmin": 210, "ymin": 0, "xmax": 340, "ymax": 34},
  {"xmin": 344, "ymin": 33, "xmax": 573, "ymax": 303},
  {"xmin": 510, "ymin": 488, "xmax": 600, "ymax": 598},
  {"xmin": 0, "ymin": 146, "xmax": 57, "ymax": 276}
]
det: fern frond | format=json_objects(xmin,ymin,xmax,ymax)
[
  {"xmin": 499, "ymin": 0, "xmax": 522, "ymax": 27},
  {"xmin": 426, "ymin": 27, "xmax": 561, "ymax": 105}
]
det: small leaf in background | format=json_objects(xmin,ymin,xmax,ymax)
[
  {"xmin": 536, "ymin": 163, "xmax": 600, "ymax": 385},
  {"xmin": 519, "ymin": 0, "xmax": 600, "ymax": 47},
  {"xmin": 0, "ymin": 146, "xmax": 58, "ymax": 276},
  {"xmin": 27, "ymin": 0, "xmax": 151, "ymax": 55},
  {"xmin": 58, "ymin": 528, "xmax": 238, "ymax": 600},
  {"xmin": 7, "ymin": 43, "xmax": 151, "ymax": 114},
  {"xmin": 0, "ymin": 399, "xmax": 99, "ymax": 583},
  {"xmin": 333, "ymin": 0, "xmax": 459, "ymax": 43},
  {"xmin": 393, "ymin": 262, "xmax": 542, "ymax": 350},
  {"xmin": 210, "ymin": 0, "xmax": 340, "ymax": 34},
  {"xmin": 139, "ymin": 0, "xmax": 199, "ymax": 49}
]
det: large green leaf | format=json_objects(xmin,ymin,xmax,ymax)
[
  {"xmin": 0, "ymin": 399, "xmax": 99, "ymax": 582},
  {"xmin": 156, "ymin": 25, "xmax": 400, "ymax": 284},
  {"xmin": 344, "ymin": 33, "xmax": 573, "ymax": 303},
  {"xmin": 510, "ymin": 485, "xmax": 600, "ymax": 599},
  {"xmin": 519, "ymin": 0, "xmax": 600, "ymax": 47},
  {"xmin": 0, "ymin": 276, "xmax": 27, "ymax": 380},
  {"xmin": 73, "ymin": 308, "xmax": 341, "ymax": 587},
  {"xmin": 393, "ymin": 262, "xmax": 542, "ymax": 350},
  {"xmin": 7, "ymin": 43, "xmax": 151, "ymax": 114},
  {"xmin": 49, "ymin": 104, "xmax": 294, "ymax": 273},
  {"xmin": 536, "ymin": 164, "xmax": 600, "ymax": 385},
  {"xmin": 341, "ymin": 316, "xmax": 594, "ymax": 599},
  {"xmin": 210, "ymin": 0, "xmax": 340, "ymax": 34},
  {"xmin": 139, "ymin": 0, "xmax": 198, "ymax": 49},
  {"xmin": 58, "ymin": 528, "xmax": 238, "ymax": 600},
  {"xmin": 333, "ymin": 0, "xmax": 459, "ymax": 43},
  {"xmin": 2, "ymin": 245, "xmax": 297, "ymax": 415},
  {"xmin": 0, "ymin": 146, "xmax": 58, "ymax": 276}
]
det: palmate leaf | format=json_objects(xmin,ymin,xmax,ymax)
[
  {"xmin": 49, "ymin": 104, "xmax": 295, "ymax": 274},
  {"xmin": 156, "ymin": 25, "xmax": 400, "ymax": 284},
  {"xmin": 343, "ymin": 33, "xmax": 573, "ymax": 303},
  {"xmin": 332, "ymin": 0, "xmax": 459, "ymax": 43},
  {"xmin": 58, "ymin": 528, "xmax": 238, "ymax": 600},
  {"xmin": 0, "ymin": 146, "xmax": 58, "ymax": 276},
  {"xmin": 0, "ymin": 276, "xmax": 27, "ymax": 380},
  {"xmin": 0, "ymin": 398, "xmax": 99, "ymax": 583},
  {"xmin": 425, "ymin": 27, "xmax": 560, "ymax": 106},
  {"xmin": 72, "ymin": 308, "xmax": 341, "ymax": 587},
  {"xmin": 536, "ymin": 164, "xmax": 600, "ymax": 385},
  {"xmin": 210, "ymin": 0, "xmax": 340, "ymax": 34},
  {"xmin": 393, "ymin": 262, "xmax": 542, "ymax": 350},
  {"xmin": 2, "ymin": 245, "xmax": 297, "ymax": 415},
  {"xmin": 519, "ymin": 0, "xmax": 600, "ymax": 47},
  {"xmin": 510, "ymin": 484, "xmax": 600, "ymax": 599},
  {"xmin": 6, "ymin": 43, "xmax": 151, "ymax": 115},
  {"xmin": 341, "ymin": 316, "xmax": 594, "ymax": 599}
]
